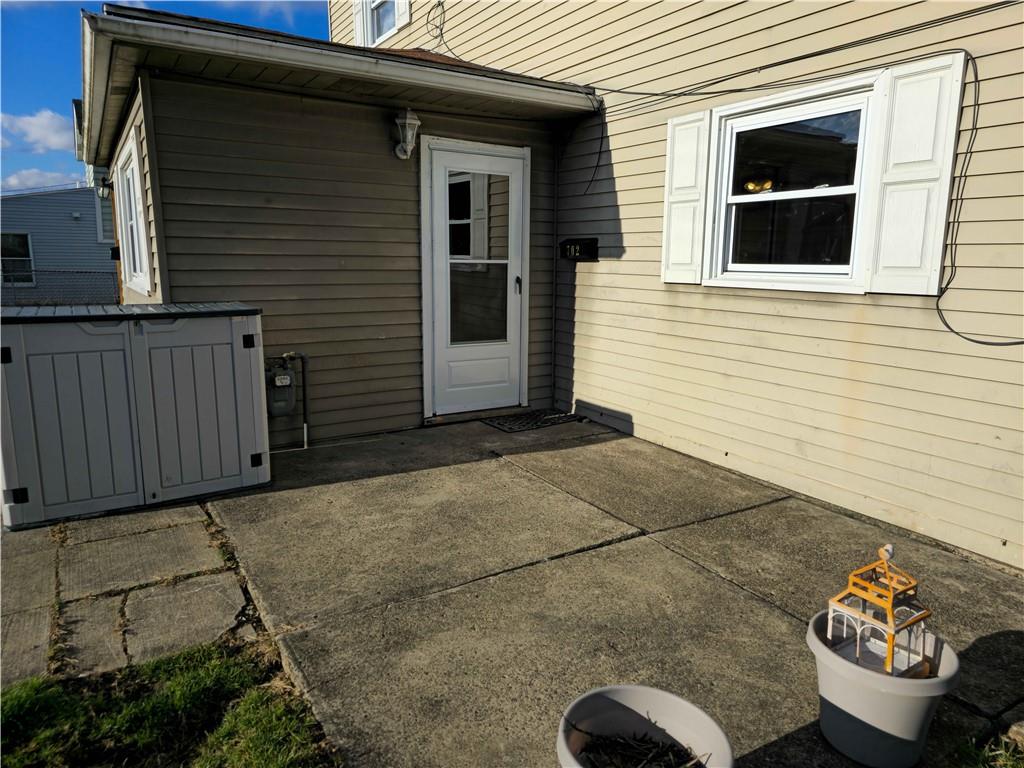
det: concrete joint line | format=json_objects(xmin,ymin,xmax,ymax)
[
  {"xmin": 494, "ymin": 452, "xmax": 645, "ymax": 533},
  {"xmin": 644, "ymin": 495, "xmax": 794, "ymax": 536},
  {"xmin": 62, "ymin": 520, "xmax": 199, "ymax": 548},
  {"xmin": 647, "ymin": 536, "xmax": 808, "ymax": 627},
  {"xmin": 61, "ymin": 565, "xmax": 235, "ymax": 605},
  {"xmin": 117, "ymin": 591, "xmax": 133, "ymax": 665}
]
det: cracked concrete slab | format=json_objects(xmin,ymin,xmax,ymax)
[
  {"xmin": 64, "ymin": 596, "xmax": 126, "ymax": 675},
  {"xmin": 2, "ymin": 547, "xmax": 55, "ymax": 615},
  {"xmin": 211, "ymin": 457, "xmax": 636, "ymax": 630},
  {"xmin": 1, "ymin": 606, "xmax": 49, "ymax": 687},
  {"xmin": 60, "ymin": 522, "xmax": 224, "ymax": 600},
  {"xmin": 64, "ymin": 504, "xmax": 205, "ymax": 545},
  {"xmin": 278, "ymin": 536, "xmax": 977, "ymax": 768},
  {"xmin": 654, "ymin": 497, "xmax": 1024, "ymax": 716},
  {"xmin": 505, "ymin": 433, "xmax": 787, "ymax": 531},
  {"xmin": 125, "ymin": 572, "xmax": 245, "ymax": 663}
]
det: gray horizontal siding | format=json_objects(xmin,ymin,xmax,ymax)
[
  {"xmin": 149, "ymin": 76, "xmax": 558, "ymax": 447},
  {"xmin": 1, "ymin": 187, "xmax": 117, "ymax": 304}
]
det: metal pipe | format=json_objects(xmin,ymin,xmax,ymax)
[{"xmin": 282, "ymin": 351, "xmax": 309, "ymax": 450}]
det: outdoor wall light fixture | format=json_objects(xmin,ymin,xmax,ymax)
[
  {"xmin": 394, "ymin": 109, "xmax": 421, "ymax": 160},
  {"xmin": 95, "ymin": 176, "xmax": 113, "ymax": 200}
]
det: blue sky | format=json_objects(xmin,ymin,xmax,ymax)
[{"xmin": 1, "ymin": 1, "xmax": 328, "ymax": 191}]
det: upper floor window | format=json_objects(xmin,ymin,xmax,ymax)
[
  {"xmin": 352, "ymin": 0, "xmax": 410, "ymax": 46},
  {"xmin": 661, "ymin": 53, "xmax": 965, "ymax": 295},
  {"xmin": 114, "ymin": 129, "xmax": 151, "ymax": 295},
  {"xmin": 1, "ymin": 233, "xmax": 34, "ymax": 284}
]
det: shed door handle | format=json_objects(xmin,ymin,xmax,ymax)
[{"xmin": 515, "ymin": 276, "xmax": 522, "ymax": 294}]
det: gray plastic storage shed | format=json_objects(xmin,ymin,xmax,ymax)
[{"xmin": 1, "ymin": 303, "xmax": 270, "ymax": 528}]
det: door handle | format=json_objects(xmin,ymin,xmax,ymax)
[{"xmin": 515, "ymin": 276, "xmax": 522, "ymax": 294}]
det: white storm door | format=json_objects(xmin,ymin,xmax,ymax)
[{"xmin": 430, "ymin": 148, "xmax": 525, "ymax": 415}]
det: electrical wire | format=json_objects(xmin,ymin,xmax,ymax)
[
  {"xmin": 425, "ymin": 0, "xmax": 465, "ymax": 62},
  {"xmin": 934, "ymin": 54, "xmax": 1023, "ymax": 346}
]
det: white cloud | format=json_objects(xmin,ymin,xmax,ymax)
[
  {"xmin": 1, "ymin": 109, "xmax": 75, "ymax": 154},
  {"xmin": 215, "ymin": 1, "xmax": 297, "ymax": 28},
  {"xmin": 1, "ymin": 169, "xmax": 83, "ymax": 192}
]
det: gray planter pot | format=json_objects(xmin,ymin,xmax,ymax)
[
  {"xmin": 806, "ymin": 610, "xmax": 960, "ymax": 768},
  {"xmin": 556, "ymin": 685, "xmax": 733, "ymax": 768}
]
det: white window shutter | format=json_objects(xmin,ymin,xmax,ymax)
[
  {"xmin": 868, "ymin": 53, "xmax": 964, "ymax": 295},
  {"xmin": 662, "ymin": 112, "xmax": 710, "ymax": 284},
  {"xmin": 351, "ymin": 0, "xmax": 366, "ymax": 45},
  {"xmin": 396, "ymin": 0, "xmax": 411, "ymax": 30}
]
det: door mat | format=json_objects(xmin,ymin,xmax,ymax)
[{"xmin": 481, "ymin": 409, "xmax": 582, "ymax": 433}]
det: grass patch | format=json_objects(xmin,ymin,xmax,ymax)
[
  {"xmin": 1, "ymin": 640, "xmax": 340, "ymax": 768},
  {"xmin": 957, "ymin": 734, "xmax": 1024, "ymax": 768}
]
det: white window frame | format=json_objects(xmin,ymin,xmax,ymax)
[
  {"xmin": 114, "ymin": 128, "xmax": 152, "ymax": 296},
  {"xmin": 703, "ymin": 70, "xmax": 883, "ymax": 294},
  {"xmin": 1, "ymin": 232, "xmax": 35, "ymax": 286},
  {"xmin": 354, "ymin": 0, "xmax": 410, "ymax": 47},
  {"xmin": 369, "ymin": 0, "xmax": 397, "ymax": 45},
  {"xmin": 95, "ymin": 194, "xmax": 114, "ymax": 244}
]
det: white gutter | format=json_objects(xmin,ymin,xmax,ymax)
[{"xmin": 82, "ymin": 12, "xmax": 597, "ymax": 162}]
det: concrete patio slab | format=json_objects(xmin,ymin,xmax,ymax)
[
  {"xmin": 505, "ymin": 434, "xmax": 787, "ymax": 531},
  {"xmin": 280, "ymin": 535, "xmax": 976, "ymax": 768},
  {"xmin": 125, "ymin": 572, "xmax": 245, "ymax": 663},
  {"xmin": 60, "ymin": 522, "xmax": 224, "ymax": 600},
  {"xmin": 212, "ymin": 457, "xmax": 637, "ymax": 630},
  {"xmin": 63, "ymin": 596, "xmax": 125, "ymax": 675},
  {"xmin": 2, "ymin": 547, "xmax": 55, "ymax": 615},
  {"xmin": 654, "ymin": 497, "xmax": 1024, "ymax": 715},
  {"xmin": 1, "ymin": 606, "xmax": 49, "ymax": 687},
  {"xmin": 267, "ymin": 419, "xmax": 616, "ymax": 491},
  {"xmin": 1, "ymin": 525, "xmax": 56, "ymax": 555},
  {"xmin": 64, "ymin": 504, "xmax": 205, "ymax": 545}
]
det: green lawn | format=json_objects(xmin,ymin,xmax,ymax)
[{"xmin": 1, "ymin": 639, "xmax": 342, "ymax": 767}]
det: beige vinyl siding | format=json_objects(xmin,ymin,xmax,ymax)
[
  {"xmin": 332, "ymin": 0, "xmax": 1024, "ymax": 567},
  {"xmin": 146, "ymin": 75, "xmax": 557, "ymax": 447},
  {"xmin": 329, "ymin": 0, "xmax": 353, "ymax": 44},
  {"xmin": 112, "ymin": 85, "xmax": 165, "ymax": 304}
]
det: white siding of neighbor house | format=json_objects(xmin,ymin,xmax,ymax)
[
  {"xmin": 143, "ymin": 76, "xmax": 557, "ymax": 448},
  {"xmin": 0, "ymin": 187, "xmax": 117, "ymax": 304},
  {"xmin": 329, "ymin": 0, "xmax": 1024, "ymax": 567}
]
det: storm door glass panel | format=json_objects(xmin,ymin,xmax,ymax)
[
  {"xmin": 448, "ymin": 170, "xmax": 509, "ymax": 344},
  {"xmin": 725, "ymin": 106, "xmax": 862, "ymax": 273}
]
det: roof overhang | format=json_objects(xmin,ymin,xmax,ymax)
[{"xmin": 80, "ymin": 5, "xmax": 600, "ymax": 166}]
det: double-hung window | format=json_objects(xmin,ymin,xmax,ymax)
[
  {"xmin": 662, "ymin": 53, "xmax": 964, "ymax": 295},
  {"xmin": 352, "ymin": 0, "xmax": 410, "ymax": 46},
  {"xmin": 1, "ymin": 233, "xmax": 34, "ymax": 285},
  {"xmin": 723, "ymin": 97, "xmax": 866, "ymax": 277},
  {"xmin": 114, "ymin": 129, "xmax": 151, "ymax": 295}
]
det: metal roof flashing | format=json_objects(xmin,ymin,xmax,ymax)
[{"xmin": 80, "ymin": 4, "xmax": 600, "ymax": 165}]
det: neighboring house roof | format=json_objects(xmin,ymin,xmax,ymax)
[
  {"xmin": 79, "ymin": 3, "xmax": 601, "ymax": 166},
  {"xmin": 1, "ymin": 183, "xmax": 89, "ymax": 200}
]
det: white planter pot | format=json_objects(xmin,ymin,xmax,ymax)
[
  {"xmin": 556, "ymin": 685, "xmax": 733, "ymax": 768},
  {"xmin": 806, "ymin": 610, "xmax": 960, "ymax": 768}
]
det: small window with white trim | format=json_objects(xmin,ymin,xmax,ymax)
[
  {"xmin": 352, "ymin": 0, "xmax": 410, "ymax": 46},
  {"xmin": 114, "ymin": 130, "xmax": 151, "ymax": 295},
  {"xmin": 662, "ymin": 53, "xmax": 965, "ymax": 295}
]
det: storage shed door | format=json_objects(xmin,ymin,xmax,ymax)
[
  {"xmin": 132, "ymin": 315, "xmax": 266, "ymax": 504},
  {"xmin": 2, "ymin": 321, "xmax": 145, "ymax": 525}
]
